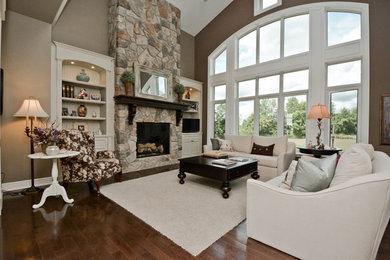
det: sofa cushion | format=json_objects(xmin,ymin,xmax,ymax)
[
  {"xmin": 224, "ymin": 151, "xmax": 278, "ymax": 168},
  {"xmin": 210, "ymin": 138, "xmax": 220, "ymax": 150},
  {"xmin": 330, "ymin": 146, "xmax": 372, "ymax": 187},
  {"xmin": 252, "ymin": 135, "xmax": 287, "ymax": 156},
  {"xmin": 291, "ymin": 154, "xmax": 337, "ymax": 192},
  {"xmin": 279, "ymin": 160, "xmax": 298, "ymax": 189},
  {"xmin": 219, "ymin": 139, "xmax": 233, "ymax": 151},
  {"xmin": 224, "ymin": 134, "xmax": 252, "ymax": 153},
  {"xmin": 251, "ymin": 143, "xmax": 275, "ymax": 156},
  {"xmin": 267, "ymin": 171, "xmax": 287, "ymax": 186},
  {"xmin": 350, "ymin": 143, "xmax": 375, "ymax": 160}
]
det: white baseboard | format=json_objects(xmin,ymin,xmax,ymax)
[{"xmin": 2, "ymin": 177, "xmax": 53, "ymax": 192}]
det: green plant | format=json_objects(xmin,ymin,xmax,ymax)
[
  {"xmin": 174, "ymin": 83, "xmax": 185, "ymax": 94},
  {"xmin": 120, "ymin": 71, "xmax": 135, "ymax": 83}
]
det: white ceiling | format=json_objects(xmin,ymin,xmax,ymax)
[{"xmin": 168, "ymin": 0, "xmax": 233, "ymax": 36}]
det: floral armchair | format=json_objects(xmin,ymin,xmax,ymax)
[{"xmin": 58, "ymin": 129, "xmax": 122, "ymax": 194}]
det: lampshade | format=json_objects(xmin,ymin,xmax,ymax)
[
  {"xmin": 307, "ymin": 104, "xmax": 330, "ymax": 120},
  {"xmin": 14, "ymin": 98, "xmax": 49, "ymax": 118}
]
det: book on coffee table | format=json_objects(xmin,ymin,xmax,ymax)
[
  {"xmin": 212, "ymin": 159, "xmax": 236, "ymax": 166},
  {"xmin": 203, "ymin": 151, "xmax": 228, "ymax": 158},
  {"xmin": 229, "ymin": 157, "xmax": 249, "ymax": 162}
]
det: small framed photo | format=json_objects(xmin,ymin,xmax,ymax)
[
  {"xmin": 70, "ymin": 110, "xmax": 77, "ymax": 117},
  {"xmin": 62, "ymin": 107, "xmax": 69, "ymax": 116},
  {"xmin": 90, "ymin": 94, "xmax": 101, "ymax": 101},
  {"xmin": 74, "ymin": 122, "xmax": 88, "ymax": 132},
  {"xmin": 381, "ymin": 94, "xmax": 390, "ymax": 145}
]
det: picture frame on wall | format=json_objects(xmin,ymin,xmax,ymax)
[
  {"xmin": 74, "ymin": 122, "xmax": 88, "ymax": 132},
  {"xmin": 380, "ymin": 94, "xmax": 390, "ymax": 145}
]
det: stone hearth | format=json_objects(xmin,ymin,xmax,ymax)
[{"xmin": 109, "ymin": 0, "xmax": 182, "ymax": 173}]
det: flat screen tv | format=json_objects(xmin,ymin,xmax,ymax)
[{"xmin": 182, "ymin": 118, "xmax": 200, "ymax": 133}]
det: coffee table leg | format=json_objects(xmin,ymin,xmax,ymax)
[
  {"xmin": 221, "ymin": 181, "xmax": 231, "ymax": 199},
  {"xmin": 178, "ymin": 169, "xmax": 186, "ymax": 184},
  {"xmin": 251, "ymin": 171, "xmax": 259, "ymax": 180}
]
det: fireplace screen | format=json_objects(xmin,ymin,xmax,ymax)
[{"xmin": 136, "ymin": 122, "xmax": 170, "ymax": 158}]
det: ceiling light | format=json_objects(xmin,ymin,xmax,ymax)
[
  {"xmin": 70, "ymin": 61, "xmax": 75, "ymax": 64},
  {"xmin": 91, "ymin": 66, "xmax": 95, "ymax": 69}
]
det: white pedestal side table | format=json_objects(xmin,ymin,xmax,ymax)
[{"xmin": 28, "ymin": 151, "xmax": 80, "ymax": 209}]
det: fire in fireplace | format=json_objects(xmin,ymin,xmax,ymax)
[{"xmin": 136, "ymin": 122, "xmax": 170, "ymax": 158}]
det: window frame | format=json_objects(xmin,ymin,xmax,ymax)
[
  {"xmin": 254, "ymin": 0, "xmax": 282, "ymax": 16},
  {"xmin": 208, "ymin": 2, "xmax": 369, "ymax": 147}
]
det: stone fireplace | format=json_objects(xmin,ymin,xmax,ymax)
[
  {"xmin": 137, "ymin": 122, "xmax": 170, "ymax": 158},
  {"xmin": 109, "ymin": 0, "xmax": 182, "ymax": 173}
]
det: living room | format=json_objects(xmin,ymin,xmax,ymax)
[{"xmin": 1, "ymin": 0, "xmax": 390, "ymax": 259}]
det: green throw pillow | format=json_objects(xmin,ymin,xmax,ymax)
[{"xmin": 290, "ymin": 154, "xmax": 337, "ymax": 192}]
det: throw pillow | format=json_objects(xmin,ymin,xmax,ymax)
[
  {"xmin": 350, "ymin": 143, "xmax": 375, "ymax": 160},
  {"xmin": 330, "ymin": 146, "xmax": 372, "ymax": 187},
  {"xmin": 219, "ymin": 139, "xmax": 234, "ymax": 152},
  {"xmin": 251, "ymin": 135, "xmax": 288, "ymax": 156},
  {"xmin": 290, "ymin": 154, "xmax": 338, "ymax": 192},
  {"xmin": 279, "ymin": 160, "xmax": 298, "ymax": 189},
  {"xmin": 210, "ymin": 138, "xmax": 220, "ymax": 150},
  {"xmin": 251, "ymin": 143, "xmax": 275, "ymax": 156}
]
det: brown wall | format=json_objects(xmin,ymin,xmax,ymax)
[
  {"xmin": 52, "ymin": 0, "xmax": 109, "ymax": 55},
  {"xmin": 1, "ymin": 11, "xmax": 52, "ymax": 183},
  {"xmin": 195, "ymin": 0, "xmax": 390, "ymax": 154},
  {"xmin": 180, "ymin": 30, "xmax": 195, "ymax": 78}
]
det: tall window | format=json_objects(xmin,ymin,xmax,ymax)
[
  {"xmin": 254, "ymin": 0, "xmax": 282, "ymax": 16},
  {"xmin": 284, "ymin": 14, "xmax": 309, "ymax": 57},
  {"xmin": 239, "ymin": 31, "xmax": 257, "ymax": 68},
  {"xmin": 238, "ymin": 80, "xmax": 256, "ymax": 135},
  {"xmin": 213, "ymin": 85, "xmax": 226, "ymax": 138},
  {"xmin": 209, "ymin": 3, "xmax": 369, "ymax": 148},
  {"xmin": 327, "ymin": 60, "xmax": 361, "ymax": 150},
  {"xmin": 214, "ymin": 50, "xmax": 227, "ymax": 74}
]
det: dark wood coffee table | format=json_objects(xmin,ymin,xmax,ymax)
[{"xmin": 178, "ymin": 156, "xmax": 259, "ymax": 199}]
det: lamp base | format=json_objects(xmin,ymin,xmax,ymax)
[{"xmin": 21, "ymin": 186, "xmax": 42, "ymax": 195}]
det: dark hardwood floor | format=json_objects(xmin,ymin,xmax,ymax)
[{"xmin": 1, "ymin": 179, "xmax": 390, "ymax": 260}]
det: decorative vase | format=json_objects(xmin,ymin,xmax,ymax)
[
  {"xmin": 78, "ymin": 104, "xmax": 87, "ymax": 117},
  {"xmin": 124, "ymin": 82, "xmax": 134, "ymax": 96},
  {"xmin": 46, "ymin": 145, "xmax": 59, "ymax": 156},
  {"xmin": 177, "ymin": 92, "xmax": 183, "ymax": 103},
  {"xmin": 41, "ymin": 143, "xmax": 48, "ymax": 154},
  {"xmin": 184, "ymin": 89, "xmax": 191, "ymax": 99},
  {"xmin": 76, "ymin": 69, "xmax": 90, "ymax": 82}
]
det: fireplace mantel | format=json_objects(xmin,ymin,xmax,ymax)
[{"xmin": 114, "ymin": 95, "xmax": 189, "ymax": 126}]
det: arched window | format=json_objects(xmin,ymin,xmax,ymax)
[{"xmin": 208, "ymin": 2, "xmax": 369, "ymax": 151}]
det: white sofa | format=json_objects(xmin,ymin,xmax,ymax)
[
  {"xmin": 204, "ymin": 135, "xmax": 296, "ymax": 180},
  {"xmin": 247, "ymin": 151, "xmax": 390, "ymax": 260}
]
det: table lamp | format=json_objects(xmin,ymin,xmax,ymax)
[
  {"xmin": 14, "ymin": 98, "xmax": 49, "ymax": 195},
  {"xmin": 307, "ymin": 104, "xmax": 330, "ymax": 149}
]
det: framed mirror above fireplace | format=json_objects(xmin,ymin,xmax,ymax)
[{"xmin": 134, "ymin": 64, "xmax": 173, "ymax": 102}]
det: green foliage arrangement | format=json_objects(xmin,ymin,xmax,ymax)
[
  {"xmin": 174, "ymin": 83, "xmax": 185, "ymax": 94},
  {"xmin": 120, "ymin": 71, "xmax": 135, "ymax": 83}
]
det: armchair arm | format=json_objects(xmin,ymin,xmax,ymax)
[
  {"xmin": 276, "ymin": 142, "xmax": 296, "ymax": 175},
  {"xmin": 203, "ymin": 145, "xmax": 212, "ymax": 153},
  {"xmin": 96, "ymin": 150, "xmax": 116, "ymax": 159},
  {"xmin": 247, "ymin": 173, "xmax": 390, "ymax": 260}
]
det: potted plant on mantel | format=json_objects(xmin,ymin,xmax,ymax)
[
  {"xmin": 120, "ymin": 71, "xmax": 136, "ymax": 96},
  {"xmin": 174, "ymin": 83, "xmax": 185, "ymax": 103}
]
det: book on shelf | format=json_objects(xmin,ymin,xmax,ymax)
[{"xmin": 212, "ymin": 159, "xmax": 236, "ymax": 166}]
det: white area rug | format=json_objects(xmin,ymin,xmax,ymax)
[{"xmin": 100, "ymin": 170, "xmax": 247, "ymax": 256}]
